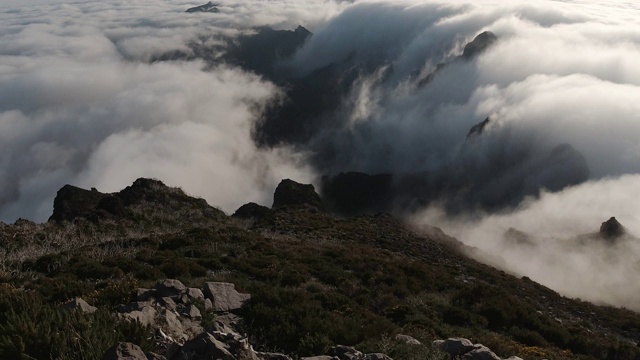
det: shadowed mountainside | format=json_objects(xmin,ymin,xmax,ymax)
[{"xmin": 0, "ymin": 178, "xmax": 638, "ymax": 359}]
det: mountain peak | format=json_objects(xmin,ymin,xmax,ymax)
[
  {"xmin": 272, "ymin": 179, "xmax": 322, "ymax": 208},
  {"xmin": 461, "ymin": 31, "xmax": 497, "ymax": 59},
  {"xmin": 599, "ymin": 216, "xmax": 625, "ymax": 239}
]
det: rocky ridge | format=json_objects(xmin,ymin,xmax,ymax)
[{"xmin": 1, "ymin": 178, "xmax": 639, "ymax": 360}]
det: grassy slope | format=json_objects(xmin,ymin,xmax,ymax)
[{"xmin": 0, "ymin": 181, "xmax": 639, "ymax": 359}]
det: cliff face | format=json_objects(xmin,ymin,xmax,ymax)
[{"xmin": 0, "ymin": 178, "xmax": 639, "ymax": 360}]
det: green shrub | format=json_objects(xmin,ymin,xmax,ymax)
[
  {"xmin": 159, "ymin": 258, "xmax": 207, "ymax": 278},
  {"xmin": 0, "ymin": 290, "xmax": 153, "ymax": 359}
]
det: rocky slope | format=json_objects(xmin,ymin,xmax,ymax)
[{"xmin": 0, "ymin": 179, "xmax": 639, "ymax": 359}]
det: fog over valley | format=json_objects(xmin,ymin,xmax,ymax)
[{"xmin": 1, "ymin": 0, "xmax": 640, "ymax": 309}]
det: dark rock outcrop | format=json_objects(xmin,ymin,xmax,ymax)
[
  {"xmin": 600, "ymin": 217, "xmax": 625, "ymax": 239},
  {"xmin": 461, "ymin": 31, "xmax": 497, "ymax": 59},
  {"xmin": 186, "ymin": 1, "xmax": 219, "ymax": 13},
  {"xmin": 48, "ymin": 178, "xmax": 224, "ymax": 224},
  {"xmin": 233, "ymin": 202, "xmax": 271, "ymax": 219},
  {"xmin": 49, "ymin": 185, "xmax": 108, "ymax": 222},
  {"xmin": 466, "ymin": 117, "xmax": 491, "ymax": 139},
  {"xmin": 272, "ymin": 179, "xmax": 322, "ymax": 208}
]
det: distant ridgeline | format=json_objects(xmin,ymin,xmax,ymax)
[{"xmin": 151, "ymin": 20, "xmax": 590, "ymax": 216}]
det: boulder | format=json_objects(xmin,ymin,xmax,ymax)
[
  {"xmin": 433, "ymin": 338, "xmax": 475, "ymax": 357},
  {"xmin": 395, "ymin": 334, "xmax": 421, "ymax": 345},
  {"xmin": 272, "ymin": 179, "xmax": 322, "ymax": 208},
  {"xmin": 182, "ymin": 304, "xmax": 202, "ymax": 320},
  {"xmin": 178, "ymin": 331, "xmax": 260, "ymax": 360},
  {"xmin": 462, "ymin": 345, "xmax": 500, "ymax": 360},
  {"xmin": 364, "ymin": 354, "xmax": 393, "ymax": 360},
  {"xmin": 102, "ymin": 342, "xmax": 147, "ymax": 360},
  {"xmin": 155, "ymin": 279, "xmax": 187, "ymax": 298},
  {"xmin": 328, "ymin": 345, "xmax": 364, "ymax": 360},
  {"xmin": 203, "ymin": 282, "xmax": 251, "ymax": 312},
  {"xmin": 135, "ymin": 288, "xmax": 155, "ymax": 302},
  {"xmin": 187, "ymin": 288, "xmax": 205, "ymax": 302},
  {"xmin": 63, "ymin": 298, "xmax": 97, "ymax": 313},
  {"xmin": 160, "ymin": 297, "xmax": 178, "ymax": 311}
]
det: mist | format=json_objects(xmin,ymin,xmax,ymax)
[{"xmin": 2, "ymin": 0, "xmax": 640, "ymax": 309}]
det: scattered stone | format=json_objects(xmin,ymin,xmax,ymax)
[
  {"xmin": 203, "ymin": 282, "xmax": 251, "ymax": 312},
  {"xmin": 182, "ymin": 304, "xmax": 202, "ymax": 320},
  {"xmin": 118, "ymin": 301, "xmax": 151, "ymax": 313},
  {"xmin": 328, "ymin": 345, "xmax": 364, "ymax": 360},
  {"xmin": 433, "ymin": 338, "xmax": 475, "ymax": 357},
  {"xmin": 462, "ymin": 344, "xmax": 500, "ymax": 360},
  {"xmin": 187, "ymin": 288, "xmax": 205, "ymax": 302},
  {"xmin": 155, "ymin": 279, "xmax": 187, "ymax": 298},
  {"xmin": 63, "ymin": 298, "xmax": 97, "ymax": 313},
  {"xmin": 135, "ymin": 288, "xmax": 155, "ymax": 302},
  {"xmin": 160, "ymin": 297, "xmax": 178, "ymax": 311},
  {"xmin": 178, "ymin": 331, "xmax": 259, "ymax": 360},
  {"xmin": 395, "ymin": 334, "xmax": 421, "ymax": 345},
  {"xmin": 364, "ymin": 354, "xmax": 393, "ymax": 360},
  {"xmin": 102, "ymin": 342, "xmax": 147, "ymax": 360}
]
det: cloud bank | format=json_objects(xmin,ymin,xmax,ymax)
[{"xmin": 2, "ymin": 0, "xmax": 640, "ymax": 308}]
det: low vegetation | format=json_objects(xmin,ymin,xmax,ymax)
[{"xmin": 0, "ymin": 179, "xmax": 639, "ymax": 359}]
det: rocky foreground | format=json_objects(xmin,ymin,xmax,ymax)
[
  {"xmin": 0, "ymin": 178, "xmax": 639, "ymax": 360},
  {"xmin": 84, "ymin": 277, "xmax": 516, "ymax": 360}
]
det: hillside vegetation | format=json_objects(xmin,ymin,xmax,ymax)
[{"xmin": 0, "ymin": 178, "xmax": 639, "ymax": 359}]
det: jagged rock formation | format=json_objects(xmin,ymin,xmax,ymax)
[
  {"xmin": 272, "ymin": 179, "xmax": 322, "ymax": 208},
  {"xmin": 48, "ymin": 178, "xmax": 225, "ymax": 226},
  {"xmin": 600, "ymin": 216, "xmax": 625, "ymax": 239},
  {"xmin": 104, "ymin": 279, "xmax": 397, "ymax": 360},
  {"xmin": 186, "ymin": 1, "xmax": 219, "ymax": 13}
]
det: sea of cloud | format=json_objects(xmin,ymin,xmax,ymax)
[{"xmin": 1, "ymin": 0, "xmax": 640, "ymax": 308}]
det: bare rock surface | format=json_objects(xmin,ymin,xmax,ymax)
[
  {"xmin": 203, "ymin": 282, "xmax": 251, "ymax": 312},
  {"xmin": 63, "ymin": 297, "xmax": 97, "ymax": 313}
]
